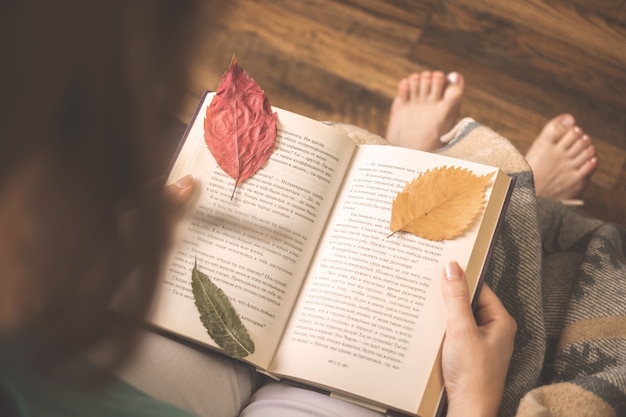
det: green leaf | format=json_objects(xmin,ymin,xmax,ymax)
[{"xmin": 191, "ymin": 263, "xmax": 255, "ymax": 358}]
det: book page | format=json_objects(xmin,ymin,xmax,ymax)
[
  {"xmin": 271, "ymin": 144, "xmax": 502, "ymax": 413},
  {"xmin": 148, "ymin": 93, "xmax": 357, "ymax": 368}
]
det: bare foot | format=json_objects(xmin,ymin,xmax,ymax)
[
  {"xmin": 385, "ymin": 70, "xmax": 465, "ymax": 151},
  {"xmin": 525, "ymin": 114, "xmax": 598, "ymax": 201}
]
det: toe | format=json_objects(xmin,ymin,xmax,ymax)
[
  {"xmin": 538, "ymin": 114, "xmax": 576, "ymax": 144},
  {"xmin": 573, "ymin": 145, "xmax": 598, "ymax": 171},
  {"xmin": 429, "ymin": 71, "xmax": 446, "ymax": 100},
  {"xmin": 408, "ymin": 73, "xmax": 420, "ymax": 100},
  {"xmin": 418, "ymin": 71, "xmax": 432, "ymax": 98},
  {"xmin": 447, "ymin": 72, "xmax": 464, "ymax": 87},
  {"xmin": 558, "ymin": 126, "xmax": 584, "ymax": 151},
  {"xmin": 395, "ymin": 77, "xmax": 410, "ymax": 103},
  {"xmin": 580, "ymin": 155, "xmax": 599, "ymax": 177},
  {"xmin": 443, "ymin": 72, "xmax": 465, "ymax": 104},
  {"xmin": 566, "ymin": 132, "xmax": 592, "ymax": 157}
]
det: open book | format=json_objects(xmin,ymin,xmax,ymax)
[{"xmin": 148, "ymin": 91, "xmax": 513, "ymax": 417}]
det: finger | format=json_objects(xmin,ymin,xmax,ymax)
[
  {"xmin": 164, "ymin": 175, "xmax": 194, "ymax": 207},
  {"xmin": 473, "ymin": 284, "xmax": 512, "ymax": 326},
  {"xmin": 474, "ymin": 285, "xmax": 517, "ymax": 341},
  {"xmin": 441, "ymin": 260, "xmax": 476, "ymax": 332}
]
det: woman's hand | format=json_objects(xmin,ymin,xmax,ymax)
[{"xmin": 441, "ymin": 260, "xmax": 516, "ymax": 417}]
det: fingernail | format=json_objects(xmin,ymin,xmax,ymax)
[
  {"xmin": 175, "ymin": 175, "xmax": 193, "ymax": 189},
  {"xmin": 445, "ymin": 260, "xmax": 462, "ymax": 280},
  {"xmin": 559, "ymin": 114, "xmax": 575, "ymax": 127}
]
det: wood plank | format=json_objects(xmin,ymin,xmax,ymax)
[
  {"xmin": 335, "ymin": 0, "xmax": 439, "ymax": 26},
  {"xmin": 216, "ymin": 0, "xmax": 423, "ymax": 96},
  {"xmin": 448, "ymin": 0, "xmax": 626, "ymax": 66},
  {"xmin": 588, "ymin": 139, "xmax": 626, "ymax": 190},
  {"xmin": 618, "ymin": 2, "xmax": 626, "ymax": 25},
  {"xmin": 580, "ymin": 180, "xmax": 626, "ymax": 226},
  {"xmin": 564, "ymin": 0, "xmax": 625, "ymax": 19},
  {"xmin": 411, "ymin": 3, "xmax": 625, "ymax": 150},
  {"xmin": 264, "ymin": 0, "xmax": 433, "ymax": 48}
]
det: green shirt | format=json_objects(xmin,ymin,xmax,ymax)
[{"xmin": 0, "ymin": 334, "xmax": 198, "ymax": 417}]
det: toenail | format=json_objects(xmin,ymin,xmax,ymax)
[
  {"xmin": 573, "ymin": 126, "xmax": 582, "ymax": 134},
  {"xmin": 560, "ymin": 114, "xmax": 575, "ymax": 127},
  {"xmin": 447, "ymin": 72, "xmax": 460, "ymax": 84}
]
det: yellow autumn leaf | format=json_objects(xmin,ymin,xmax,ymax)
[{"xmin": 389, "ymin": 166, "xmax": 493, "ymax": 241}]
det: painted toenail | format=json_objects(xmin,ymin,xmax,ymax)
[{"xmin": 447, "ymin": 72, "xmax": 460, "ymax": 84}]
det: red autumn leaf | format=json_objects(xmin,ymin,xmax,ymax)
[{"xmin": 204, "ymin": 56, "xmax": 277, "ymax": 198}]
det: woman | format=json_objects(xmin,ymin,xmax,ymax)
[{"xmin": 0, "ymin": 1, "xmax": 515, "ymax": 416}]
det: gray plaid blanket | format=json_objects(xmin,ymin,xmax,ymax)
[{"xmin": 332, "ymin": 119, "xmax": 626, "ymax": 417}]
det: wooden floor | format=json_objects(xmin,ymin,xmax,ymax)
[{"xmin": 174, "ymin": 0, "xmax": 626, "ymax": 227}]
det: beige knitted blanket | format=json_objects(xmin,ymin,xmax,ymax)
[{"xmin": 331, "ymin": 119, "xmax": 626, "ymax": 417}]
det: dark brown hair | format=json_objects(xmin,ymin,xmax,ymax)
[{"xmin": 0, "ymin": 0, "xmax": 199, "ymax": 368}]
